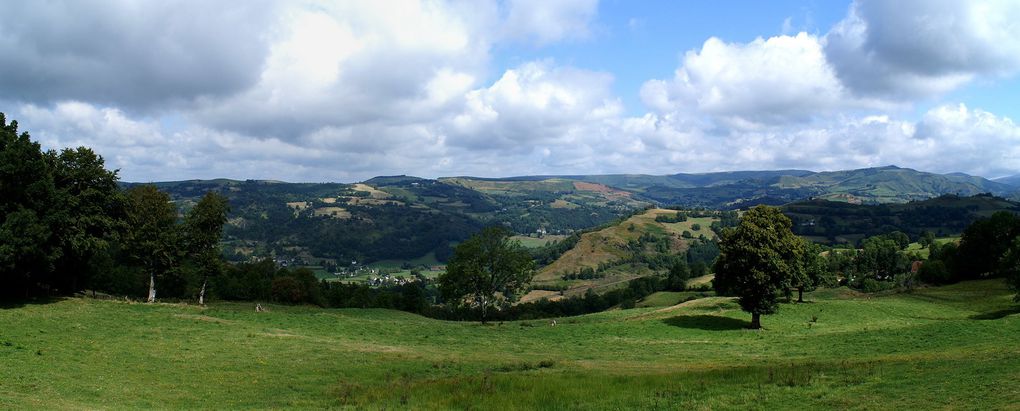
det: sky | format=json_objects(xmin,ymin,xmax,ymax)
[{"xmin": 2, "ymin": 0, "xmax": 1019, "ymax": 182}]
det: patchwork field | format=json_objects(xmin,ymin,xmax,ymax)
[{"xmin": 1, "ymin": 280, "xmax": 1017, "ymax": 409}]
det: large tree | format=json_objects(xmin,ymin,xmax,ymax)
[
  {"xmin": 47, "ymin": 147, "xmax": 124, "ymax": 292},
  {"xmin": 0, "ymin": 114, "xmax": 55, "ymax": 298},
  {"xmin": 438, "ymin": 226, "xmax": 534, "ymax": 323},
  {"xmin": 713, "ymin": 205, "xmax": 804, "ymax": 329},
  {"xmin": 123, "ymin": 185, "xmax": 180, "ymax": 302},
  {"xmin": 183, "ymin": 192, "xmax": 230, "ymax": 305}
]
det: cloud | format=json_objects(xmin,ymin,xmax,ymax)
[
  {"xmin": 824, "ymin": 0, "xmax": 1020, "ymax": 99},
  {"xmin": 501, "ymin": 0, "xmax": 599, "ymax": 45},
  {"xmin": 0, "ymin": 0, "xmax": 279, "ymax": 109},
  {"xmin": 445, "ymin": 61, "xmax": 620, "ymax": 151},
  {"xmin": 4, "ymin": 1, "xmax": 1019, "ymax": 183},
  {"xmin": 639, "ymin": 33, "xmax": 863, "ymax": 129}
]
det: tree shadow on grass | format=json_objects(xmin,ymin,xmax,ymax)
[
  {"xmin": 970, "ymin": 305, "xmax": 1020, "ymax": 320},
  {"xmin": 662, "ymin": 314, "xmax": 751, "ymax": 330},
  {"xmin": 0, "ymin": 297, "xmax": 63, "ymax": 310}
]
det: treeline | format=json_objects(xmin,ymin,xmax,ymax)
[
  {"xmin": 914, "ymin": 212, "xmax": 1020, "ymax": 290},
  {"xmin": 1, "ymin": 114, "xmax": 228, "ymax": 301}
]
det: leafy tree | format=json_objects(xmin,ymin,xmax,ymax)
[
  {"xmin": 183, "ymin": 192, "xmax": 230, "ymax": 304},
  {"xmin": 47, "ymin": 147, "xmax": 124, "ymax": 292},
  {"xmin": 123, "ymin": 185, "xmax": 180, "ymax": 302},
  {"xmin": 955, "ymin": 211, "xmax": 1020, "ymax": 279},
  {"xmin": 666, "ymin": 259, "xmax": 691, "ymax": 291},
  {"xmin": 0, "ymin": 114, "xmax": 58, "ymax": 298},
  {"xmin": 438, "ymin": 226, "xmax": 534, "ymax": 323},
  {"xmin": 713, "ymin": 205, "xmax": 804, "ymax": 329},
  {"xmin": 919, "ymin": 231, "xmax": 937, "ymax": 249},
  {"xmin": 790, "ymin": 241, "xmax": 832, "ymax": 302},
  {"xmin": 1002, "ymin": 237, "xmax": 1020, "ymax": 301},
  {"xmin": 858, "ymin": 236, "xmax": 906, "ymax": 281}
]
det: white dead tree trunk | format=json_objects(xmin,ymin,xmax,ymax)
[
  {"xmin": 147, "ymin": 273, "xmax": 156, "ymax": 303},
  {"xmin": 198, "ymin": 279, "xmax": 207, "ymax": 305}
]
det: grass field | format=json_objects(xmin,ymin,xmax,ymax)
[{"xmin": 1, "ymin": 280, "xmax": 1018, "ymax": 409}]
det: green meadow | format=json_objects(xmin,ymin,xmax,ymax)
[{"xmin": 1, "ymin": 280, "xmax": 1017, "ymax": 410}]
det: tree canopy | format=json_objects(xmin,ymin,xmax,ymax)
[
  {"xmin": 713, "ymin": 205, "xmax": 804, "ymax": 329},
  {"xmin": 438, "ymin": 226, "xmax": 534, "ymax": 322}
]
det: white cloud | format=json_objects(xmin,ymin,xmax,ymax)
[
  {"xmin": 4, "ymin": 0, "xmax": 1019, "ymax": 184},
  {"xmin": 824, "ymin": 0, "xmax": 1020, "ymax": 98},
  {"xmin": 640, "ymin": 33, "xmax": 864, "ymax": 129},
  {"xmin": 501, "ymin": 0, "xmax": 598, "ymax": 45}
]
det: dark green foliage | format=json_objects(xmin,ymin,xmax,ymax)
[
  {"xmin": 666, "ymin": 260, "xmax": 691, "ymax": 291},
  {"xmin": 917, "ymin": 260, "xmax": 952, "ymax": 285},
  {"xmin": 183, "ymin": 192, "xmax": 230, "ymax": 302},
  {"xmin": 122, "ymin": 185, "xmax": 180, "ymax": 301},
  {"xmin": 438, "ymin": 227, "xmax": 535, "ymax": 322},
  {"xmin": 0, "ymin": 114, "xmax": 122, "ymax": 298},
  {"xmin": 1002, "ymin": 238, "xmax": 1020, "ymax": 301},
  {"xmin": 955, "ymin": 211, "xmax": 1020, "ymax": 279},
  {"xmin": 713, "ymin": 205, "xmax": 804, "ymax": 328},
  {"xmin": 857, "ymin": 235, "xmax": 908, "ymax": 281},
  {"xmin": 784, "ymin": 195, "xmax": 1020, "ymax": 244}
]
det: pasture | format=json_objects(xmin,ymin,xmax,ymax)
[{"xmin": 1, "ymin": 280, "xmax": 1017, "ymax": 409}]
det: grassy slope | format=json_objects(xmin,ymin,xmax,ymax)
[
  {"xmin": 535, "ymin": 209, "xmax": 717, "ymax": 283},
  {"xmin": 2, "ymin": 280, "xmax": 1017, "ymax": 409}
]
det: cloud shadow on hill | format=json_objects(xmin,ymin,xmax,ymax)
[{"xmin": 662, "ymin": 315, "xmax": 750, "ymax": 330}]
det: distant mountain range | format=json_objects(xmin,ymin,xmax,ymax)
[
  {"xmin": 445, "ymin": 165, "xmax": 1018, "ymax": 208},
  {"xmin": 133, "ymin": 165, "xmax": 1019, "ymax": 265},
  {"xmin": 994, "ymin": 174, "xmax": 1020, "ymax": 188}
]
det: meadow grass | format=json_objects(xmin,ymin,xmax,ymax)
[{"xmin": 1, "ymin": 280, "xmax": 1017, "ymax": 409}]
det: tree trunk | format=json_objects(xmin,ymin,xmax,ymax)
[
  {"xmin": 147, "ymin": 273, "xmax": 156, "ymax": 303},
  {"xmin": 750, "ymin": 313, "xmax": 761, "ymax": 329},
  {"xmin": 479, "ymin": 295, "xmax": 488, "ymax": 324},
  {"xmin": 798, "ymin": 287, "xmax": 804, "ymax": 303},
  {"xmin": 198, "ymin": 279, "xmax": 207, "ymax": 306}
]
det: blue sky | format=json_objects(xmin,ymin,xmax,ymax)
[{"xmin": 2, "ymin": 0, "xmax": 1019, "ymax": 181}]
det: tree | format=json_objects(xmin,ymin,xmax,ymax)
[
  {"xmin": 123, "ymin": 185, "xmax": 179, "ymax": 302},
  {"xmin": 955, "ymin": 212, "xmax": 1020, "ymax": 279},
  {"xmin": 666, "ymin": 259, "xmax": 691, "ymax": 291},
  {"xmin": 47, "ymin": 147, "xmax": 124, "ymax": 293},
  {"xmin": 183, "ymin": 192, "xmax": 230, "ymax": 305},
  {"xmin": 713, "ymin": 205, "xmax": 804, "ymax": 329},
  {"xmin": 438, "ymin": 226, "xmax": 534, "ymax": 323},
  {"xmin": 858, "ymin": 236, "xmax": 905, "ymax": 281},
  {"xmin": 791, "ymin": 241, "xmax": 833, "ymax": 302},
  {"xmin": 1002, "ymin": 237, "xmax": 1020, "ymax": 302},
  {"xmin": 919, "ymin": 231, "xmax": 937, "ymax": 249},
  {"xmin": 0, "ymin": 114, "xmax": 59, "ymax": 298}
]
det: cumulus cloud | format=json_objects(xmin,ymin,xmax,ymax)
[
  {"xmin": 824, "ymin": 0, "xmax": 1020, "ymax": 98},
  {"xmin": 640, "ymin": 33, "xmax": 866, "ymax": 129},
  {"xmin": 4, "ymin": 0, "xmax": 1019, "ymax": 183}
]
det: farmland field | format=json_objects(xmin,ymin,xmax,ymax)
[{"xmin": 1, "ymin": 280, "xmax": 1017, "ymax": 409}]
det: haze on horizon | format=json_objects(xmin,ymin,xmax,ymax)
[{"xmin": 2, "ymin": 0, "xmax": 1019, "ymax": 183}]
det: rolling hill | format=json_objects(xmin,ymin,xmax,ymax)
[
  {"xmin": 452, "ymin": 165, "xmax": 1017, "ymax": 208},
  {"xmin": 522, "ymin": 208, "xmax": 727, "ymax": 302},
  {"xmin": 128, "ymin": 165, "xmax": 1018, "ymax": 267}
]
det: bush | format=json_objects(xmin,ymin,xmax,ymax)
[{"xmin": 917, "ymin": 260, "xmax": 952, "ymax": 285}]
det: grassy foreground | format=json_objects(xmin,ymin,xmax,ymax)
[{"xmin": 1, "ymin": 281, "xmax": 1018, "ymax": 410}]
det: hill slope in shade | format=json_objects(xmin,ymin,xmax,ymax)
[{"xmin": 782, "ymin": 194, "xmax": 1020, "ymax": 244}]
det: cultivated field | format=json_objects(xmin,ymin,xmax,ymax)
[{"xmin": 1, "ymin": 280, "xmax": 1017, "ymax": 409}]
